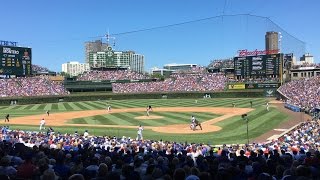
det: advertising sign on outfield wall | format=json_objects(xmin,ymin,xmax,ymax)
[
  {"xmin": 264, "ymin": 89, "xmax": 276, "ymax": 97},
  {"xmin": 245, "ymin": 83, "xmax": 280, "ymax": 89},
  {"xmin": 228, "ymin": 84, "xmax": 245, "ymax": 90}
]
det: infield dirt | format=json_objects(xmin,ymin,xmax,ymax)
[{"xmin": 9, "ymin": 107, "xmax": 253, "ymax": 134}]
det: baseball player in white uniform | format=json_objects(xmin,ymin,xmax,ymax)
[
  {"xmin": 40, "ymin": 118, "xmax": 46, "ymax": 130},
  {"xmin": 107, "ymin": 105, "xmax": 111, "ymax": 112},
  {"xmin": 190, "ymin": 115, "xmax": 196, "ymax": 130},
  {"xmin": 146, "ymin": 105, "xmax": 152, "ymax": 116},
  {"xmin": 136, "ymin": 125, "xmax": 144, "ymax": 140}
]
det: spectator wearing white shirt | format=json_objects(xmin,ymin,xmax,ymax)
[{"xmin": 84, "ymin": 130, "xmax": 89, "ymax": 138}]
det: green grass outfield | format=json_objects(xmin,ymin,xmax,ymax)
[
  {"xmin": 0, "ymin": 98, "xmax": 288, "ymax": 144},
  {"xmin": 69, "ymin": 112, "xmax": 220, "ymax": 126}
]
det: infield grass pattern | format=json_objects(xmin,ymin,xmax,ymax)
[
  {"xmin": 69, "ymin": 112, "xmax": 219, "ymax": 126},
  {"xmin": 0, "ymin": 98, "xmax": 288, "ymax": 144}
]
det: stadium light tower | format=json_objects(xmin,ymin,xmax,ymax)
[
  {"xmin": 103, "ymin": 30, "xmax": 116, "ymax": 47},
  {"xmin": 242, "ymin": 114, "xmax": 249, "ymax": 145}
]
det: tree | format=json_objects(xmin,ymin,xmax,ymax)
[
  {"xmin": 59, "ymin": 72, "xmax": 72, "ymax": 78},
  {"xmin": 151, "ymin": 73, "xmax": 165, "ymax": 80}
]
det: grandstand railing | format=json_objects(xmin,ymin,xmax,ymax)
[
  {"xmin": 276, "ymin": 89, "xmax": 290, "ymax": 100},
  {"xmin": 284, "ymin": 103, "xmax": 301, "ymax": 112}
]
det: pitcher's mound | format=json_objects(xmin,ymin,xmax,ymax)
[{"xmin": 135, "ymin": 115, "xmax": 164, "ymax": 120}]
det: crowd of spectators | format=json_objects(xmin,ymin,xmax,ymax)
[
  {"xmin": 0, "ymin": 117, "xmax": 319, "ymax": 180},
  {"xmin": 32, "ymin": 65, "xmax": 51, "ymax": 73},
  {"xmin": 0, "ymin": 76, "xmax": 69, "ymax": 97},
  {"xmin": 291, "ymin": 63, "xmax": 320, "ymax": 69},
  {"xmin": 173, "ymin": 66, "xmax": 207, "ymax": 74},
  {"xmin": 229, "ymin": 77, "xmax": 280, "ymax": 84},
  {"xmin": 278, "ymin": 76, "xmax": 320, "ymax": 111},
  {"xmin": 278, "ymin": 120, "xmax": 320, "ymax": 152},
  {"xmin": 77, "ymin": 70, "xmax": 149, "ymax": 81},
  {"xmin": 112, "ymin": 73, "xmax": 227, "ymax": 93},
  {"xmin": 208, "ymin": 59, "xmax": 234, "ymax": 69}
]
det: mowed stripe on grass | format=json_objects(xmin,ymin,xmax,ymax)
[
  {"xmin": 74, "ymin": 102, "xmax": 95, "ymax": 110},
  {"xmin": 44, "ymin": 104, "xmax": 52, "ymax": 111},
  {"xmin": 29, "ymin": 104, "xmax": 42, "ymax": 110},
  {"xmin": 57, "ymin": 103, "xmax": 67, "ymax": 111},
  {"xmin": 0, "ymin": 98, "xmax": 266, "ymax": 112},
  {"xmin": 17, "ymin": 104, "xmax": 35, "ymax": 110},
  {"xmin": 214, "ymin": 107, "xmax": 286, "ymax": 139},
  {"xmin": 84, "ymin": 101, "xmax": 106, "ymax": 109},
  {"xmin": 7, "ymin": 106, "xmax": 287, "ymax": 145},
  {"xmin": 69, "ymin": 111, "xmax": 220, "ymax": 126},
  {"xmin": 51, "ymin": 104, "xmax": 58, "ymax": 110},
  {"xmin": 0, "ymin": 98, "xmax": 262, "ymax": 120},
  {"xmin": 66, "ymin": 102, "xmax": 82, "ymax": 110},
  {"xmin": 0, "ymin": 98, "xmax": 287, "ymax": 144}
]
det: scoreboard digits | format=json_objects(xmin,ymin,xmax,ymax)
[
  {"xmin": 0, "ymin": 46, "xmax": 32, "ymax": 76},
  {"xmin": 234, "ymin": 54, "xmax": 282, "ymax": 78}
]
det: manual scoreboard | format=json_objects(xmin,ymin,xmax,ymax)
[
  {"xmin": 234, "ymin": 53, "xmax": 282, "ymax": 78},
  {"xmin": 0, "ymin": 45, "xmax": 32, "ymax": 76}
]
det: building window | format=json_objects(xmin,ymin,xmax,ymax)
[{"xmin": 293, "ymin": 73, "xmax": 298, "ymax": 77}]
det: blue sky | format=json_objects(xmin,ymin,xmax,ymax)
[{"xmin": 1, "ymin": 0, "xmax": 319, "ymax": 72}]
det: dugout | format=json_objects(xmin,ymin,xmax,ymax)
[{"xmin": 284, "ymin": 103, "xmax": 301, "ymax": 112}]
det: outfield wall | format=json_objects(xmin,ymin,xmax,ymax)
[{"xmin": 0, "ymin": 90, "xmax": 264, "ymax": 105}]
